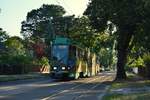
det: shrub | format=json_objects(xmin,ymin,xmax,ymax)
[{"xmin": 143, "ymin": 53, "xmax": 150, "ymax": 78}]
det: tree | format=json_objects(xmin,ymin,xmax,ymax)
[
  {"xmin": 21, "ymin": 4, "xmax": 66, "ymax": 38},
  {"xmin": 68, "ymin": 16, "xmax": 117, "ymax": 70},
  {"xmin": 84, "ymin": 0, "xmax": 150, "ymax": 80},
  {"xmin": 21, "ymin": 4, "xmax": 75, "ymax": 59},
  {"xmin": 5, "ymin": 36, "xmax": 26, "ymax": 56},
  {"xmin": 0, "ymin": 28, "xmax": 9, "ymax": 64},
  {"xmin": 96, "ymin": 32, "xmax": 117, "ymax": 70},
  {"xmin": 4, "ymin": 36, "xmax": 26, "ymax": 65},
  {"xmin": 3, "ymin": 36, "xmax": 33, "ymax": 73},
  {"xmin": 0, "ymin": 28, "xmax": 9, "ymax": 42},
  {"xmin": 69, "ymin": 16, "xmax": 95, "ymax": 48}
]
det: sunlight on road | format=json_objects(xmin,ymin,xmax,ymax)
[
  {"xmin": 0, "ymin": 72, "xmax": 115, "ymax": 100},
  {"xmin": 42, "ymin": 72, "xmax": 115, "ymax": 100}
]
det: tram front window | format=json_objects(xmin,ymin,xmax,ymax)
[{"xmin": 52, "ymin": 45, "xmax": 68, "ymax": 65}]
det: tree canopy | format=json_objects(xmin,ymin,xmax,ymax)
[
  {"xmin": 84, "ymin": 0, "xmax": 150, "ymax": 80},
  {"xmin": 21, "ymin": 4, "xmax": 66, "ymax": 38},
  {"xmin": 0, "ymin": 28, "xmax": 9, "ymax": 42},
  {"xmin": 21, "ymin": 4, "xmax": 68, "ymax": 59}
]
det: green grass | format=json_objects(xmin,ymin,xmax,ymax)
[
  {"xmin": 103, "ymin": 92, "xmax": 150, "ymax": 100},
  {"xmin": 102, "ymin": 73, "xmax": 150, "ymax": 100},
  {"xmin": 110, "ymin": 80, "xmax": 150, "ymax": 90},
  {"xmin": 0, "ymin": 73, "xmax": 49, "ymax": 82},
  {"xmin": 110, "ymin": 73, "xmax": 150, "ymax": 89}
]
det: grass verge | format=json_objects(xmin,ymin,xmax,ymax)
[
  {"xmin": 102, "ymin": 73, "xmax": 150, "ymax": 100},
  {"xmin": 0, "ymin": 73, "xmax": 50, "ymax": 82},
  {"xmin": 103, "ymin": 92, "xmax": 150, "ymax": 100}
]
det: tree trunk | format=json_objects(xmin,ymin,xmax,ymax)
[
  {"xmin": 115, "ymin": 28, "xmax": 133, "ymax": 80},
  {"xmin": 116, "ymin": 49, "xmax": 127, "ymax": 80}
]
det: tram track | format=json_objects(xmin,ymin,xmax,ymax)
[
  {"xmin": 0, "ymin": 72, "xmax": 115, "ymax": 100},
  {"xmin": 42, "ymin": 74, "xmax": 111, "ymax": 100}
]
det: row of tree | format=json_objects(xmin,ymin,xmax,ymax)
[
  {"xmin": 84, "ymin": 0, "xmax": 150, "ymax": 79},
  {"xmin": 0, "ymin": 28, "xmax": 50, "ymax": 74},
  {"xmin": 1, "ymin": 2, "xmax": 149, "ymax": 79},
  {"xmin": 20, "ymin": 4, "xmax": 115, "ymax": 72}
]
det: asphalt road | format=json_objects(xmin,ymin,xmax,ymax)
[{"xmin": 0, "ymin": 72, "xmax": 115, "ymax": 100}]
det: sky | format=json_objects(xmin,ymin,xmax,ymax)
[{"xmin": 0, "ymin": 0, "xmax": 89, "ymax": 37}]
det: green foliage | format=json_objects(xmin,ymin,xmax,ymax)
[
  {"xmin": 53, "ymin": 15, "xmax": 74, "ymax": 37},
  {"xmin": 143, "ymin": 53, "xmax": 150, "ymax": 66},
  {"xmin": 67, "ymin": 16, "xmax": 117, "ymax": 70},
  {"xmin": 85, "ymin": 0, "xmax": 150, "ymax": 79},
  {"xmin": 5, "ymin": 36, "xmax": 26, "ymax": 56},
  {"xmin": 0, "ymin": 28, "xmax": 9, "ymax": 42},
  {"xmin": 21, "ymin": 4, "xmax": 66, "ymax": 39},
  {"xmin": 99, "ymin": 48, "xmax": 110, "ymax": 67},
  {"xmin": 128, "ymin": 57, "xmax": 144, "ymax": 68},
  {"xmin": 0, "ymin": 36, "xmax": 33, "ymax": 65},
  {"xmin": 21, "ymin": 4, "xmax": 75, "ymax": 59},
  {"xmin": 27, "ymin": 4, "xmax": 65, "ymax": 20},
  {"xmin": 142, "ymin": 53, "xmax": 150, "ymax": 78},
  {"xmin": 0, "ymin": 33, "xmax": 35, "ymax": 74},
  {"xmin": 69, "ymin": 16, "xmax": 101, "ymax": 54},
  {"xmin": 0, "ymin": 28, "xmax": 9, "ymax": 62},
  {"xmin": 38, "ymin": 57, "xmax": 49, "ymax": 66}
]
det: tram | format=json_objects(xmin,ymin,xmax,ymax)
[{"xmin": 50, "ymin": 37, "xmax": 100, "ymax": 79}]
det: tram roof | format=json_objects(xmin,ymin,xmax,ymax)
[
  {"xmin": 53, "ymin": 36, "xmax": 87, "ymax": 50},
  {"xmin": 53, "ymin": 37, "xmax": 71, "ymax": 45}
]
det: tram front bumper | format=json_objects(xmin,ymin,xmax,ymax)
[
  {"xmin": 51, "ymin": 71, "xmax": 75, "ymax": 79},
  {"xmin": 51, "ymin": 71, "xmax": 69, "ymax": 78}
]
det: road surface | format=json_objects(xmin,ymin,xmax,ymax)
[{"xmin": 0, "ymin": 72, "xmax": 115, "ymax": 100}]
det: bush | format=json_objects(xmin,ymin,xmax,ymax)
[
  {"xmin": 0, "ymin": 53, "xmax": 34, "ymax": 74},
  {"xmin": 39, "ymin": 57, "xmax": 49, "ymax": 66},
  {"xmin": 143, "ymin": 53, "xmax": 150, "ymax": 78},
  {"xmin": 143, "ymin": 53, "xmax": 150, "ymax": 66}
]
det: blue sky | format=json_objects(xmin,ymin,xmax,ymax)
[{"xmin": 0, "ymin": 0, "xmax": 89, "ymax": 37}]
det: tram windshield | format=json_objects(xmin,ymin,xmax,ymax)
[{"xmin": 52, "ymin": 45, "xmax": 69, "ymax": 65}]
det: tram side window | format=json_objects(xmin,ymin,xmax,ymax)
[
  {"xmin": 88, "ymin": 54, "xmax": 92, "ymax": 67},
  {"xmin": 78, "ymin": 49, "xmax": 82, "ymax": 59},
  {"xmin": 78, "ymin": 49, "xmax": 85, "ymax": 60},
  {"xmin": 83, "ymin": 51, "xmax": 87, "ymax": 61},
  {"xmin": 69, "ymin": 46, "xmax": 76, "ymax": 59}
]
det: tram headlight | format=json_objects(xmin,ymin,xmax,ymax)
[
  {"xmin": 62, "ymin": 67, "xmax": 66, "ymax": 70},
  {"xmin": 53, "ymin": 67, "xmax": 57, "ymax": 70},
  {"xmin": 67, "ymin": 67, "xmax": 71, "ymax": 70}
]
